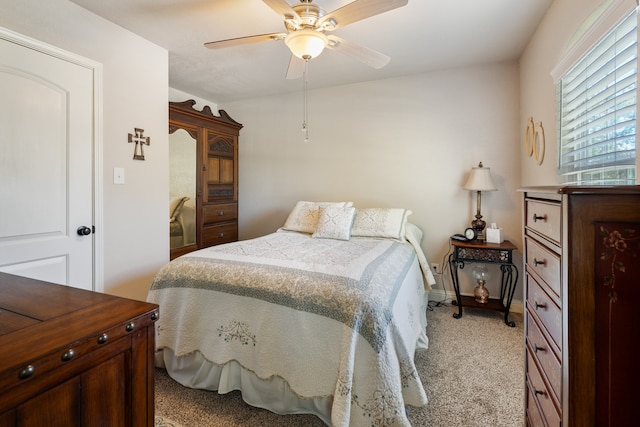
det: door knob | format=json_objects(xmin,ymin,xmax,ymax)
[{"xmin": 77, "ymin": 226, "xmax": 92, "ymax": 236}]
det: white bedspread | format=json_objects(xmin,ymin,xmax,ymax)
[{"xmin": 148, "ymin": 230, "xmax": 429, "ymax": 426}]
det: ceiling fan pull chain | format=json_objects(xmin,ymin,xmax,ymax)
[{"xmin": 302, "ymin": 57, "xmax": 311, "ymax": 143}]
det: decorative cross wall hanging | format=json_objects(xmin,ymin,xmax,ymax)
[{"xmin": 128, "ymin": 128, "xmax": 150, "ymax": 160}]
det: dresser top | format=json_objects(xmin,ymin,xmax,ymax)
[
  {"xmin": 0, "ymin": 272, "xmax": 158, "ymax": 368},
  {"xmin": 519, "ymin": 185, "xmax": 640, "ymax": 195}
]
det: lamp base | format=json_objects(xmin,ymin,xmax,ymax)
[
  {"xmin": 474, "ymin": 280, "xmax": 490, "ymax": 304},
  {"xmin": 471, "ymin": 213, "xmax": 487, "ymax": 241},
  {"xmin": 471, "ymin": 216, "xmax": 486, "ymax": 233}
]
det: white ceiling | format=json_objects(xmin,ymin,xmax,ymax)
[{"xmin": 70, "ymin": 0, "xmax": 553, "ymax": 102}]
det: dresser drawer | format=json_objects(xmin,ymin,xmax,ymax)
[
  {"xmin": 203, "ymin": 222, "xmax": 237, "ymax": 247},
  {"xmin": 526, "ymin": 311, "xmax": 561, "ymax": 403},
  {"xmin": 526, "ymin": 352, "xmax": 561, "ymax": 427},
  {"xmin": 203, "ymin": 203, "xmax": 237, "ymax": 225},
  {"xmin": 525, "ymin": 199, "xmax": 561, "ymax": 245},
  {"xmin": 526, "ymin": 386, "xmax": 546, "ymax": 427},
  {"xmin": 525, "ymin": 237, "xmax": 561, "ymax": 298},
  {"xmin": 526, "ymin": 274, "xmax": 562, "ymax": 353}
]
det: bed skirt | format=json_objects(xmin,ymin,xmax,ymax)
[{"xmin": 157, "ymin": 348, "xmax": 334, "ymax": 425}]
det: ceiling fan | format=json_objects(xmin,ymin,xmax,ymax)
[{"xmin": 204, "ymin": 0, "xmax": 409, "ymax": 79}]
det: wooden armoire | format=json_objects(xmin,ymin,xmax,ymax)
[
  {"xmin": 521, "ymin": 186, "xmax": 640, "ymax": 427},
  {"xmin": 169, "ymin": 100, "xmax": 242, "ymax": 260}
]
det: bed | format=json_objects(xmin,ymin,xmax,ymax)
[{"xmin": 148, "ymin": 202, "xmax": 436, "ymax": 426}]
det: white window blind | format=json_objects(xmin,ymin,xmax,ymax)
[{"xmin": 557, "ymin": 10, "xmax": 637, "ymax": 185}]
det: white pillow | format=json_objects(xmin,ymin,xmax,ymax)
[
  {"xmin": 404, "ymin": 221, "xmax": 423, "ymax": 244},
  {"xmin": 404, "ymin": 222, "xmax": 436, "ymax": 289},
  {"xmin": 282, "ymin": 201, "xmax": 353, "ymax": 233},
  {"xmin": 312, "ymin": 206, "xmax": 356, "ymax": 240},
  {"xmin": 351, "ymin": 208, "xmax": 412, "ymax": 240}
]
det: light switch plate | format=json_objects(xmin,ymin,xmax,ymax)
[{"xmin": 113, "ymin": 167, "xmax": 125, "ymax": 184}]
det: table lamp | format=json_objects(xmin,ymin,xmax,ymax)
[{"xmin": 463, "ymin": 162, "xmax": 497, "ymax": 237}]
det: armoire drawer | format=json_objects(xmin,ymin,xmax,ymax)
[
  {"xmin": 526, "ymin": 352, "xmax": 561, "ymax": 427},
  {"xmin": 525, "ymin": 237, "xmax": 561, "ymax": 298},
  {"xmin": 203, "ymin": 203, "xmax": 238, "ymax": 225},
  {"xmin": 526, "ymin": 274, "xmax": 562, "ymax": 353},
  {"xmin": 525, "ymin": 199, "xmax": 561, "ymax": 245},
  {"xmin": 203, "ymin": 223, "xmax": 237, "ymax": 247},
  {"xmin": 526, "ymin": 311, "xmax": 561, "ymax": 403}
]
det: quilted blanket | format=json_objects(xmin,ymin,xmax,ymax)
[{"xmin": 148, "ymin": 230, "xmax": 428, "ymax": 426}]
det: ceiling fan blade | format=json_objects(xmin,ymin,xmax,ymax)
[
  {"xmin": 204, "ymin": 33, "xmax": 286, "ymax": 49},
  {"xmin": 286, "ymin": 54, "xmax": 305, "ymax": 79},
  {"xmin": 326, "ymin": 35, "xmax": 390, "ymax": 69},
  {"xmin": 317, "ymin": 0, "xmax": 408, "ymax": 30},
  {"xmin": 263, "ymin": 0, "xmax": 302, "ymax": 25}
]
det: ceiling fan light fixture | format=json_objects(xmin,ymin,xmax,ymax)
[
  {"xmin": 320, "ymin": 18, "xmax": 337, "ymax": 31},
  {"xmin": 285, "ymin": 29, "xmax": 328, "ymax": 60}
]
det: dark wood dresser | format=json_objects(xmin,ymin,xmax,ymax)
[
  {"xmin": 0, "ymin": 272, "xmax": 159, "ymax": 426},
  {"xmin": 521, "ymin": 186, "xmax": 640, "ymax": 427}
]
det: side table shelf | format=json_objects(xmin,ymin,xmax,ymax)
[{"xmin": 448, "ymin": 239, "xmax": 519, "ymax": 326}]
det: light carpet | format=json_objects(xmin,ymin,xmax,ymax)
[{"xmin": 155, "ymin": 303, "xmax": 524, "ymax": 426}]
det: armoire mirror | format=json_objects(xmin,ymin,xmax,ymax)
[
  {"xmin": 168, "ymin": 100, "xmax": 242, "ymax": 260},
  {"xmin": 169, "ymin": 127, "xmax": 197, "ymax": 256}
]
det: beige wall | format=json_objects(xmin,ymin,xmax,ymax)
[
  {"xmin": 215, "ymin": 62, "xmax": 523, "ymax": 303},
  {"xmin": 1, "ymin": 0, "xmax": 169, "ymax": 301}
]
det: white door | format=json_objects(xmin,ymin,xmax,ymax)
[{"xmin": 0, "ymin": 31, "xmax": 96, "ymax": 290}]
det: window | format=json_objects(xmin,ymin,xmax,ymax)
[{"xmin": 557, "ymin": 11, "xmax": 637, "ymax": 185}]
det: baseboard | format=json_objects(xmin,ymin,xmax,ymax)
[{"xmin": 428, "ymin": 289, "xmax": 523, "ymax": 314}]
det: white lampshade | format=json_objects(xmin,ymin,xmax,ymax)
[
  {"xmin": 463, "ymin": 162, "xmax": 497, "ymax": 191},
  {"xmin": 285, "ymin": 29, "xmax": 328, "ymax": 60}
]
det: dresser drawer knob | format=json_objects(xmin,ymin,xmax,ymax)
[
  {"xmin": 534, "ymin": 302, "xmax": 546, "ymax": 310},
  {"xmin": 126, "ymin": 322, "xmax": 136, "ymax": 332},
  {"xmin": 19, "ymin": 365, "xmax": 35, "ymax": 379},
  {"xmin": 533, "ymin": 258, "xmax": 546, "ymax": 267},
  {"xmin": 218, "ymin": 232, "xmax": 225, "ymax": 238},
  {"xmin": 97, "ymin": 333, "xmax": 108, "ymax": 344},
  {"xmin": 532, "ymin": 213, "xmax": 547, "ymax": 222},
  {"xmin": 534, "ymin": 345, "xmax": 546, "ymax": 354},
  {"xmin": 151, "ymin": 311, "xmax": 159, "ymax": 321},
  {"xmin": 61, "ymin": 349, "xmax": 75, "ymax": 362},
  {"xmin": 218, "ymin": 211, "xmax": 225, "ymax": 216}
]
